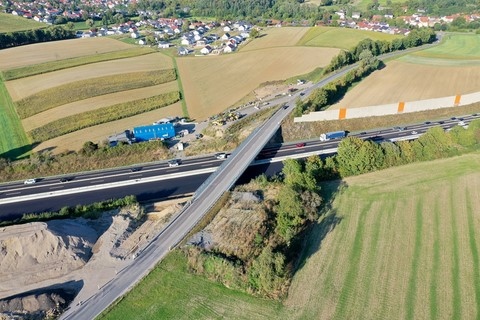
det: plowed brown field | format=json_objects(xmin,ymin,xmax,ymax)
[
  {"xmin": 6, "ymin": 53, "xmax": 173, "ymax": 101},
  {"xmin": 0, "ymin": 38, "xmax": 133, "ymax": 70},
  {"xmin": 177, "ymin": 46, "xmax": 339, "ymax": 120},
  {"xmin": 330, "ymin": 61, "xmax": 480, "ymax": 109}
]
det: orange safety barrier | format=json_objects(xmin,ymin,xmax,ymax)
[
  {"xmin": 397, "ymin": 101, "xmax": 405, "ymax": 113},
  {"xmin": 454, "ymin": 94, "xmax": 461, "ymax": 106},
  {"xmin": 338, "ymin": 108, "xmax": 347, "ymax": 120}
]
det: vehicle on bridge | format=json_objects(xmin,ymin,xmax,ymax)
[{"xmin": 319, "ymin": 130, "xmax": 347, "ymax": 142}]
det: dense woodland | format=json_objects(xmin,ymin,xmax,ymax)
[{"xmin": 0, "ymin": 25, "xmax": 75, "ymax": 49}]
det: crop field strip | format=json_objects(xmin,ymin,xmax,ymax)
[
  {"xmin": 0, "ymin": 37, "xmax": 134, "ymax": 70},
  {"xmin": 6, "ymin": 53, "xmax": 174, "ymax": 101},
  {"xmin": 28, "ymin": 91, "xmax": 180, "ymax": 142},
  {"xmin": 14, "ymin": 69, "xmax": 176, "ymax": 118},
  {"xmin": 22, "ymin": 82, "xmax": 179, "ymax": 131},
  {"xmin": 32, "ymin": 102, "xmax": 184, "ymax": 153},
  {"xmin": 0, "ymin": 12, "xmax": 44, "ymax": 32},
  {"xmin": 285, "ymin": 153, "xmax": 480, "ymax": 319},
  {"xmin": 1, "ymin": 47, "xmax": 156, "ymax": 80}
]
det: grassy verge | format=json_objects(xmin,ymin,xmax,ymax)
[
  {"xmin": 28, "ymin": 91, "xmax": 180, "ymax": 142},
  {"xmin": 99, "ymin": 250, "xmax": 285, "ymax": 320},
  {"xmin": 171, "ymin": 56, "xmax": 189, "ymax": 118},
  {"xmin": 2, "ymin": 48, "xmax": 155, "ymax": 80},
  {"xmin": 0, "ymin": 78, "xmax": 31, "ymax": 158},
  {"xmin": 16, "ymin": 69, "xmax": 176, "ymax": 118}
]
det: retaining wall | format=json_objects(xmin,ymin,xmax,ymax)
[{"xmin": 294, "ymin": 91, "xmax": 480, "ymax": 122}]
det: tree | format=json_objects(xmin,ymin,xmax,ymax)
[
  {"xmin": 248, "ymin": 246, "xmax": 287, "ymax": 297},
  {"xmin": 250, "ymin": 28, "xmax": 260, "ymax": 38},
  {"xmin": 282, "ymin": 158, "xmax": 304, "ymax": 190},
  {"xmin": 86, "ymin": 19, "xmax": 94, "ymax": 28},
  {"xmin": 66, "ymin": 22, "xmax": 75, "ymax": 30},
  {"xmin": 276, "ymin": 185, "xmax": 304, "ymax": 243}
]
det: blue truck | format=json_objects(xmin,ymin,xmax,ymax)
[
  {"xmin": 319, "ymin": 130, "xmax": 347, "ymax": 141},
  {"xmin": 133, "ymin": 123, "xmax": 175, "ymax": 142}
]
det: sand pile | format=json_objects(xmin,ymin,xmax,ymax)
[{"xmin": 0, "ymin": 220, "xmax": 98, "ymax": 292}]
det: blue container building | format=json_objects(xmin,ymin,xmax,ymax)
[{"xmin": 133, "ymin": 123, "xmax": 175, "ymax": 142}]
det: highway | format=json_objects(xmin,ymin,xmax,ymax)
[{"xmin": 1, "ymin": 114, "xmax": 478, "ymax": 220}]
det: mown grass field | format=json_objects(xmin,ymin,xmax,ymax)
[
  {"xmin": 2, "ymin": 47, "xmax": 155, "ymax": 80},
  {"xmin": 287, "ymin": 152, "xmax": 480, "ymax": 319},
  {"xmin": 399, "ymin": 33, "xmax": 480, "ymax": 66},
  {"xmin": 101, "ymin": 153, "xmax": 480, "ymax": 320},
  {"xmin": 352, "ymin": 0, "xmax": 405, "ymax": 11},
  {"xmin": 297, "ymin": 26, "xmax": 402, "ymax": 50},
  {"xmin": 177, "ymin": 46, "xmax": 339, "ymax": 120},
  {"xmin": 0, "ymin": 79, "xmax": 30, "ymax": 158},
  {"xmin": 0, "ymin": 12, "xmax": 44, "ymax": 32},
  {"xmin": 0, "ymin": 37, "xmax": 133, "ymax": 70},
  {"xmin": 241, "ymin": 27, "xmax": 311, "ymax": 51}
]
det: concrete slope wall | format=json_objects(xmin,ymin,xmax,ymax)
[{"xmin": 294, "ymin": 91, "xmax": 480, "ymax": 122}]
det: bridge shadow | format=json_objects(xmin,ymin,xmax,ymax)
[
  {"xmin": 0, "ymin": 279, "xmax": 83, "ymax": 308},
  {"xmin": 0, "ymin": 142, "xmax": 40, "ymax": 161},
  {"xmin": 290, "ymin": 180, "xmax": 347, "ymax": 273}
]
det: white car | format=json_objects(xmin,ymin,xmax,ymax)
[
  {"xmin": 24, "ymin": 178, "xmax": 37, "ymax": 185},
  {"xmin": 411, "ymin": 130, "xmax": 418, "ymax": 135},
  {"xmin": 215, "ymin": 153, "xmax": 227, "ymax": 160},
  {"xmin": 168, "ymin": 159, "xmax": 181, "ymax": 167}
]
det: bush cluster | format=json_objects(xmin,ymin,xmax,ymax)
[
  {"xmin": 0, "ymin": 195, "xmax": 138, "ymax": 227},
  {"xmin": 0, "ymin": 26, "xmax": 75, "ymax": 49}
]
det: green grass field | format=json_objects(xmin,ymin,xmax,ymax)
[
  {"xmin": 101, "ymin": 152, "xmax": 480, "ymax": 319},
  {"xmin": 0, "ymin": 79, "xmax": 31, "ymax": 159},
  {"xmin": 297, "ymin": 26, "xmax": 402, "ymax": 50},
  {"xmin": 402, "ymin": 33, "xmax": 480, "ymax": 65},
  {"xmin": 0, "ymin": 12, "xmax": 44, "ymax": 32},
  {"xmin": 100, "ymin": 251, "xmax": 286, "ymax": 320}
]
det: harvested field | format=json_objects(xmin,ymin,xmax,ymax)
[
  {"xmin": 0, "ymin": 12, "xmax": 44, "ymax": 32},
  {"xmin": 6, "ymin": 53, "xmax": 173, "ymax": 101},
  {"xmin": 286, "ymin": 152, "xmax": 480, "ymax": 319},
  {"xmin": 15, "ymin": 69, "xmax": 176, "ymax": 118},
  {"xmin": 241, "ymin": 27, "xmax": 310, "ymax": 51},
  {"xmin": 23, "ymin": 82, "xmax": 179, "ymax": 131},
  {"xmin": 2, "ymin": 47, "xmax": 155, "ymax": 80},
  {"xmin": 297, "ymin": 26, "xmax": 402, "ymax": 49},
  {"xmin": 177, "ymin": 46, "xmax": 339, "ymax": 120},
  {"xmin": 329, "ymin": 60, "xmax": 480, "ymax": 109},
  {"xmin": 0, "ymin": 37, "xmax": 133, "ymax": 70},
  {"xmin": 32, "ymin": 102, "xmax": 183, "ymax": 153},
  {"xmin": 28, "ymin": 91, "xmax": 180, "ymax": 142}
]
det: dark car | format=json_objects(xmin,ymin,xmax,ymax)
[
  {"xmin": 424, "ymin": 121, "xmax": 431, "ymax": 125},
  {"xmin": 283, "ymin": 104, "xmax": 289, "ymax": 110},
  {"xmin": 438, "ymin": 121, "xmax": 445, "ymax": 124},
  {"xmin": 451, "ymin": 117, "xmax": 457, "ymax": 120},
  {"xmin": 296, "ymin": 142, "xmax": 306, "ymax": 148},
  {"xmin": 130, "ymin": 167, "xmax": 142, "ymax": 172},
  {"xmin": 60, "ymin": 177, "xmax": 74, "ymax": 183}
]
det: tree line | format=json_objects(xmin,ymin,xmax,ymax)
[{"xmin": 0, "ymin": 25, "xmax": 75, "ymax": 50}]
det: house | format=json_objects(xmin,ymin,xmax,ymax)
[
  {"xmin": 200, "ymin": 45, "xmax": 212, "ymax": 55},
  {"xmin": 138, "ymin": 39, "xmax": 146, "ymax": 45},
  {"xmin": 223, "ymin": 43, "xmax": 236, "ymax": 53},
  {"xmin": 131, "ymin": 32, "xmax": 140, "ymax": 39},
  {"xmin": 177, "ymin": 46, "xmax": 190, "ymax": 55},
  {"xmin": 223, "ymin": 26, "xmax": 231, "ymax": 32},
  {"xmin": 158, "ymin": 41, "xmax": 172, "ymax": 49},
  {"xmin": 196, "ymin": 39, "xmax": 206, "ymax": 46},
  {"xmin": 352, "ymin": 12, "xmax": 361, "ymax": 19},
  {"xmin": 181, "ymin": 37, "xmax": 194, "ymax": 46},
  {"xmin": 221, "ymin": 32, "xmax": 231, "ymax": 41},
  {"xmin": 133, "ymin": 123, "xmax": 175, "ymax": 142}
]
